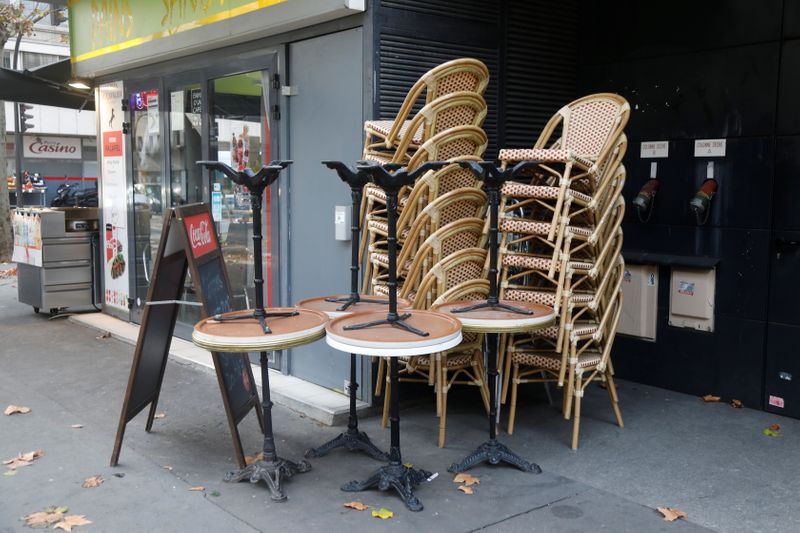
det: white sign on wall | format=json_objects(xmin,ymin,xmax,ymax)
[
  {"xmin": 640, "ymin": 141, "xmax": 669, "ymax": 158},
  {"xmin": 98, "ymin": 81, "xmax": 130, "ymax": 313},
  {"xmin": 694, "ymin": 138, "xmax": 727, "ymax": 157},
  {"xmin": 23, "ymin": 135, "xmax": 83, "ymax": 159}
]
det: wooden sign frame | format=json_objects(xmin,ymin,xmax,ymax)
[{"xmin": 111, "ymin": 203, "xmax": 263, "ymax": 467}]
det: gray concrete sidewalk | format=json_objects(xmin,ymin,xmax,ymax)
[{"xmin": 1, "ymin": 275, "xmax": 796, "ymax": 532}]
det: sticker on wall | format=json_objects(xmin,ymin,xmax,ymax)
[
  {"xmin": 623, "ymin": 269, "xmax": 632, "ymax": 283},
  {"xmin": 640, "ymin": 141, "xmax": 669, "ymax": 158},
  {"xmin": 678, "ymin": 281, "xmax": 695, "ymax": 296},
  {"xmin": 648, "ymin": 272, "xmax": 656, "ymax": 286},
  {"xmin": 769, "ymin": 395, "xmax": 785, "ymax": 408},
  {"xmin": 694, "ymin": 139, "xmax": 726, "ymax": 157},
  {"xmin": 779, "ymin": 371, "xmax": 793, "ymax": 381}
]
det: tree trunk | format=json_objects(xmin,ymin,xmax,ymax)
[{"xmin": 0, "ymin": 99, "xmax": 12, "ymax": 262}]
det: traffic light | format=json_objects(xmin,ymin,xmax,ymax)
[
  {"xmin": 19, "ymin": 104, "xmax": 34, "ymax": 133},
  {"xmin": 50, "ymin": 8, "xmax": 67, "ymax": 26}
]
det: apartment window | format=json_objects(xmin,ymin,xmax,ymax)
[
  {"xmin": 21, "ymin": 52, "xmax": 63, "ymax": 70},
  {"xmin": 2, "ymin": 50, "xmax": 11, "ymax": 69}
]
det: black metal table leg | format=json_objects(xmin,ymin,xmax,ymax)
[
  {"xmin": 305, "ymin": 352, "xmax": 389, "ymax": 460},
  {"xmin": 342, "ymin": 357, "xmax": 432, "ymax": 511},
  {"xmin": 448, "ymin": 332, "xmax": 541, "ymax": 474},
  {"xmin": 198, "ymin": 160, "xmax": 312, "ymax": 500},
  {"xmin": 448, "ymin": 160, "xmax": 547, "ymax": 475},
  {"xmin": 225, "ymin": 351, "xmax": 312, "ymax": 501}
]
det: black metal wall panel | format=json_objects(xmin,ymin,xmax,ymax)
[
  {"xmin": 580, "ymin": 0, "xmax": 783, "ymax": 66},
  {"xmin": 377, "ymin": 32, "xmax": 499, "ymax": 157},
  {"xmin": 380, "ymin": 0, "xmax": 498, "ymax": 23},
  {"xmin": 777, "ymin": 39, "xmax": 800, "ymax": 135},
  {"xmin": 503, "ymin": 0, "xmax": 579, "ymax": 148},
  {"xmin": 580, "ymin": 43, "xmax": 780, "ymax": 141},
  {"xmin": 577, "ymin": 0, "xmax": 795, "ymax": 411}
]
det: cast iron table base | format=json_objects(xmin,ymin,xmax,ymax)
[
  {"xmin": 304, "ymin": 161, "xmax": 390, "ymax": 461},
  {"xmin": 198, "ymin": 159, "xmax": 311, "ymax": 500},
  {"xmin": 342, "ymin": 461, "xmax": 433, "ymax": 512},
  {"xmin": 448, "ymin": 161, "xmax": 548, "ymax": 475},
  {"xmin": 337, "ymin": 162, "xmax": 446, "ymax": 511}
]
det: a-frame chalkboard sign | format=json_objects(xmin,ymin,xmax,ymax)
[{"xmin": 111, "ymin": 203, "xmax": 263, "ymax": 468}]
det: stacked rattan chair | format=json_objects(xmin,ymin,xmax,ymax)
[
  {"xmin": 492, "ymin": 93, "xmax": 630, "ymax": 450},
  {"xmin": 363, "ymin": 59, "xmax": 496, "ymax": 447}
]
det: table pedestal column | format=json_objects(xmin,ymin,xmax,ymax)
[
  {"xmin": 342, "ymin": 357, "xmax": 432, "ymax": 511},
  {"xmin": 224, "ymin": 351, "xmax": 311, "ymax": 501},
  {"xmin": 448, "ymin": 333, "xmax": 540, "ymax": 473},
  {"xmin": 305, "ymin": 352, "xmax": 389, "ymax": 460}
]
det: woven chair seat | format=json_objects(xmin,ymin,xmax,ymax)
[
  {"xmin": 368, "ymin": 219, "xmax": 410, "ymax": 238},
  {"xmin": 371, "ymin": 252, "xmax": 413, "ymax": 270},
  {"xmin": 502, "ymin": 253, "xmax": 593, "ymax": 272},
  {"xmin": 501, "ymin": 182, "xmax": 593, "ymax": 204},
  {"xmin": 364, "ymin": 119, "xmax": 424, "ymax": 145},
  {"xmin": 500, "ymin": 218, "xmax": 592, "ymax": 238},
  {"xmin": 512, "ymin": 350, "xmax": 602, "ymax": 370},
  {"xmin": 417, "ymin": 352, "xmax": 475, "ymax": 367},
  {"xmin": 363, "ymin": 153, "xmax": 393, "ymax": 165},
  {"xmin": 366, "ymin": 187, "xmax": 410, "ymax": 207},
  {"xmin": 373, "ymin": 284, "xmax": 416, "ymax": 301},
  {"xmin": 498, "ymin": 148, "xmax": 594, "ymax": 170},
  {"xmin": 505, "ymin": 288, "xmax": 558, "ymax": 306}
]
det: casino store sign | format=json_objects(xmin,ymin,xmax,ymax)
[{"xmin": 23, "ymin": 136, "xmax": 83, "ymax": 160}]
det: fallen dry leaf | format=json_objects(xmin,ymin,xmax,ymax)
[
  {"xmin": 95, "ymin": 331, "xmax": 111, "ymax": 339},
  {"xmin": 371, "ymin": 508, "xmax": 393, "ymax": 520},
  {"xmin": 24, "ymin": 512, "xmax": 60, "ymax": 527},
  {"xmin": 3, "ymin": 449, "xmax": 44, "ymax": 469},
  {"xmin": 453, "ymin": 473, "xmax": 480, "ymax": 486},
  {"xmin": 5, "ymin": 405, "xmax": 32, "ymax": 415},
  {"xmin": 23, "ymin": 508, "xmax": 66, "ymax": 527},
  {"xmin": 769, "ymin": 423, "xmax": 781, "ymax": 431},
  {"xmin": 188, "ymin": 486, "xmax": 205, "ymax": 491},
  {"xmin": 343, "ymin": 501, "xmax": 369, "ymax": 511},
  {"xmin": 701, "ymin": 394, "xmax": 721, "ymax": 402},
  {"xmin": 82, "ymin": 475, "xmax": 104, "ymax": 488},
  {"xmin": 53, "ymin": 515, "xmax": 92, "ymax": 532},
  {"xmin": 245, "ymin": 452, "xmax": 264, "ymax": 465},
  {"xmin": 0, "ymin": 267, "xmax": 17, "ymax": 278},
  {"xmin": 730, "ymin": 399, "xmax": 743, "ymax": 409},
  {"xmin": 657, "ymin": 507, "xmax": 687, "ymax": 522},
  {"xmin": 458, "ymin": 485, "xmax": 474, "ymax": 494},
  {"xmin": 153, "ymin": 412, "xmax": 166, "ymax": 419},
  {"xmin": 70, "ymin": 424, "xmax": 83, "ymax": 429}
]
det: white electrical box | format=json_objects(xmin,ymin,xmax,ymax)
[
  {"xmin": 669, "ymin": 267, "xmax": 716, "ymax": 332},
  {"xmin": 618, "ymin": 264, "xmax": 658, "ymax": 341},
  {"xmin": 334, "ymin": 205, "xmax": 350, "ymax": 241}
]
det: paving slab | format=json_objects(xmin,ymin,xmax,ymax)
[{"xmin": 4, "ymin": 276, "xmax": 791, "ymax": 532}]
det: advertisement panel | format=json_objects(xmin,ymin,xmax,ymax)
[{"xmin": 98, "ymin": 81, "xmax": 130, "ymax": 312}]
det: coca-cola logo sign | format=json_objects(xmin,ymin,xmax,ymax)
[
  {"xmin": 23, "ymin": 135, "xmax": 82, "ymax": 160},
  {"xmin": 183, "ymin": 213, "xmax": 218, "ymax": 258}
]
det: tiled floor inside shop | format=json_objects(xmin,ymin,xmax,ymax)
[{"xmin": 1, "ymin": 275, "xmax": 798, "ymax": 532}]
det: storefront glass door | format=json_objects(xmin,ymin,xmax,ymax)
[
  {"xmin": 130, "ymin": 86, "xmax": 164, "ymax": 319},
  {"xmin": 169, "ymin": 82, "xmax": 205, "ymax": 330},
  {"xmin": 208, "ymin": 70, "xmax": 278, "ymax": 367},
  {"xmin": 209, "ymin": 71, "xmax": 271, "ymax": 311}
]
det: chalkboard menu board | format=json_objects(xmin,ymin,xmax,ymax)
[{"xmin": 112, "ymin": 203, "xmax": 263, "ymax": 467}]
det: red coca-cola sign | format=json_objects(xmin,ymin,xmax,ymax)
[{"xmin": 183, "ymin": 213, "xmax": 217, "ymax": 258}]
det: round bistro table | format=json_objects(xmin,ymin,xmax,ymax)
[
  {"xmin": 193, "ymin": 307, "xmax": 328, "ymax": 502},
  {"xmin": 297, "ymin": 294, "xmax": 410, "ymax": 461},
  {"xmin": 431, "ymin": 300, "xmax": 555, "ymax": 473},
  {"xmin": 325, "ymin": 309, "xmax": 463, "ymax": 512}
]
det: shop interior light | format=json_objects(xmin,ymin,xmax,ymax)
[{"xmin": 68, "ymin": 80, "xmax": 92, "ymax": 90}]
